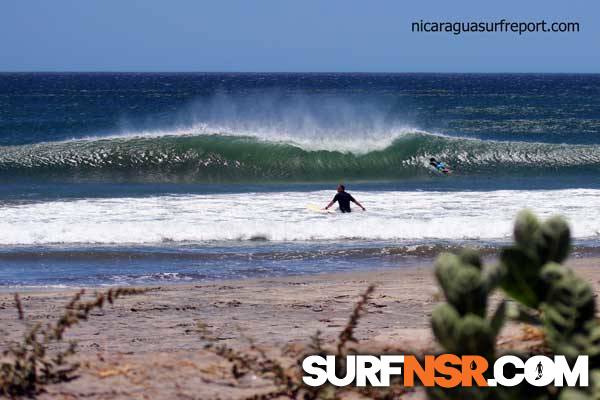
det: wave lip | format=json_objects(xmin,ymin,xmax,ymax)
[{"xmin": 92, "ymin": 121, "xmax": 425, "ymax": 154}]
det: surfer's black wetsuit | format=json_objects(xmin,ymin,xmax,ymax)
[{"xmin": 332, "ymin": 192, "xmax": 356, "ymax": 213}]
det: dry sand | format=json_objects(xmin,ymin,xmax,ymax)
[{"xmin": 1, "ymin": 258, "xmax": 598, "ymax": 399}]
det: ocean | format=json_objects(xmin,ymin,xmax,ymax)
[{"xmin": 1, "ymin": 72, "xmax": 600, "ymax": 288}]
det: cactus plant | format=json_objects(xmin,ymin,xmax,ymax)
[
  {"xmin": 430, "ymin": 210, "xmax": 600, "ymax": 399},
  {"xmin": 429, "ymin": 250, "xmax": 506, "ymax": 400},
  {"xmin": 432, "ymin": 250, "xmax": 504, "ymax": 361},
  {"xmin": 500, "ymin": 210, "xmax": 571, "ymax": 308}
]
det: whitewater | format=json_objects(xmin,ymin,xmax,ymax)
[{"xmin": 1, "ymin": 188, "xmax": 599, "ymax": 246}]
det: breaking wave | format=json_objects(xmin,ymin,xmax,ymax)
[{"xmin": 1, "ymin": 129, "xmax": 600, "ymax": 183}]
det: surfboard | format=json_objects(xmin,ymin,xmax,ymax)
[
  {"xmin": 430, "ymin": 166, "xmax": 452, "ymax": 175},
  {"xmin": 306, "ymin": 205, "xmax": 335, "ymax": 214}
]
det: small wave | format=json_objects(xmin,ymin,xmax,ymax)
[{"xmin": 0, "ymin": 244, "xmax": 497, "ymax": 262}]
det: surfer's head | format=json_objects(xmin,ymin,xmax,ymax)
[
  {"xmin": 337, "ymin": 184, "xmax": 345, "ymax": 193},
  {"xmin": 430, "ymin": 158, "xmax": 437, "ymax": 163}
]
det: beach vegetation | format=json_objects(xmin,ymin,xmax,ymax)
[
  {"xmin": 0, "ymin": 288, "xmax": 151, "ymax": 397},
  {"xmin": 431, "ymin": 210, "xmax": 600, "ymax": 399}
]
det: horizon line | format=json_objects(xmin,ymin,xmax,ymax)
[{"xmin": 0, "ymin": 70, "xmax": 599, "ymax": 75}]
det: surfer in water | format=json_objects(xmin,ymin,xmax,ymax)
[
  {"xmin": 324, "ymin": 185, "xmax": 366, "ymax": 213},
  {"xmin": 429, "ymin": 158, "xmax": 451, "ymax": 174}
]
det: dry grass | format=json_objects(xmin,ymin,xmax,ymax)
[
  {"xmin": 0, "ymin": 287, "xmax": 153, "ymax": 397},
  {"xmin": 203, "ymin": 285, "xmax": 387, "ymax": 400},
  {"xmin": 2, "ymin": 283, "xmax": 411, "ymax": 399}
]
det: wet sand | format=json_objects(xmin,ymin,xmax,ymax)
[{"xmin": 1, "ymin": 259, "xmax": 598, "ymax": 399}]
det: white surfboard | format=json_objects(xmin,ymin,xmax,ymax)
[{"xmin": 306, "ymin": 204, "xmax": 335, "ymax": 214}]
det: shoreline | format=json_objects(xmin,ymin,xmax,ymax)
[
  {"xmin": 2, "ymin": 245, "xmax": 599, "ymax": 292},
  {"xmin": 0, "ymin": 258, "xmax": 598, "ymax": 398}
]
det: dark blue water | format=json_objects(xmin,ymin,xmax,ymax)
[{"xmin": 2, "ymin": 72, "xmax": 600, "ymax": 146}]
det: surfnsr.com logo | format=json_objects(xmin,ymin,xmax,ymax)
[{"xmin": 302, "ymin": 355, "xmax": 589, "ymax": 388}]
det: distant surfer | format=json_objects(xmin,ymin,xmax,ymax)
[
  {"xmin": 429, "ymin": 158, "xmax": 451, "ymax": 174},
  {"xmin": 324, "ymin": 185, "xmax": 366, "ymax": 213}
]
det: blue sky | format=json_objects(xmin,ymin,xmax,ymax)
[{"xmin": 1, "ymin": 0, "xmax": 598, "ymax": 72}]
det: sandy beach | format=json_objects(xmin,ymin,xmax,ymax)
[{"xmin": 1, "ymin": 258, "xmax": 598, "ymax": 399}]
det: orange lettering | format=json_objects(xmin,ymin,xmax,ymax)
[
  {"xmin": 461, "ymin": 356, "xmax": 488, "ymax": 387},
  {"xmin": 434, "ymin": 354, "xmax": 462, "ymax": 388},
  {"xmin": 403, "ymin": 355, "xmax": 435, "ymax": 386}
]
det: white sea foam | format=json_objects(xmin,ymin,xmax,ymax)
[{"xmin": 1, "ymin": 189, "xmax": 599, "ymax": 245}]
